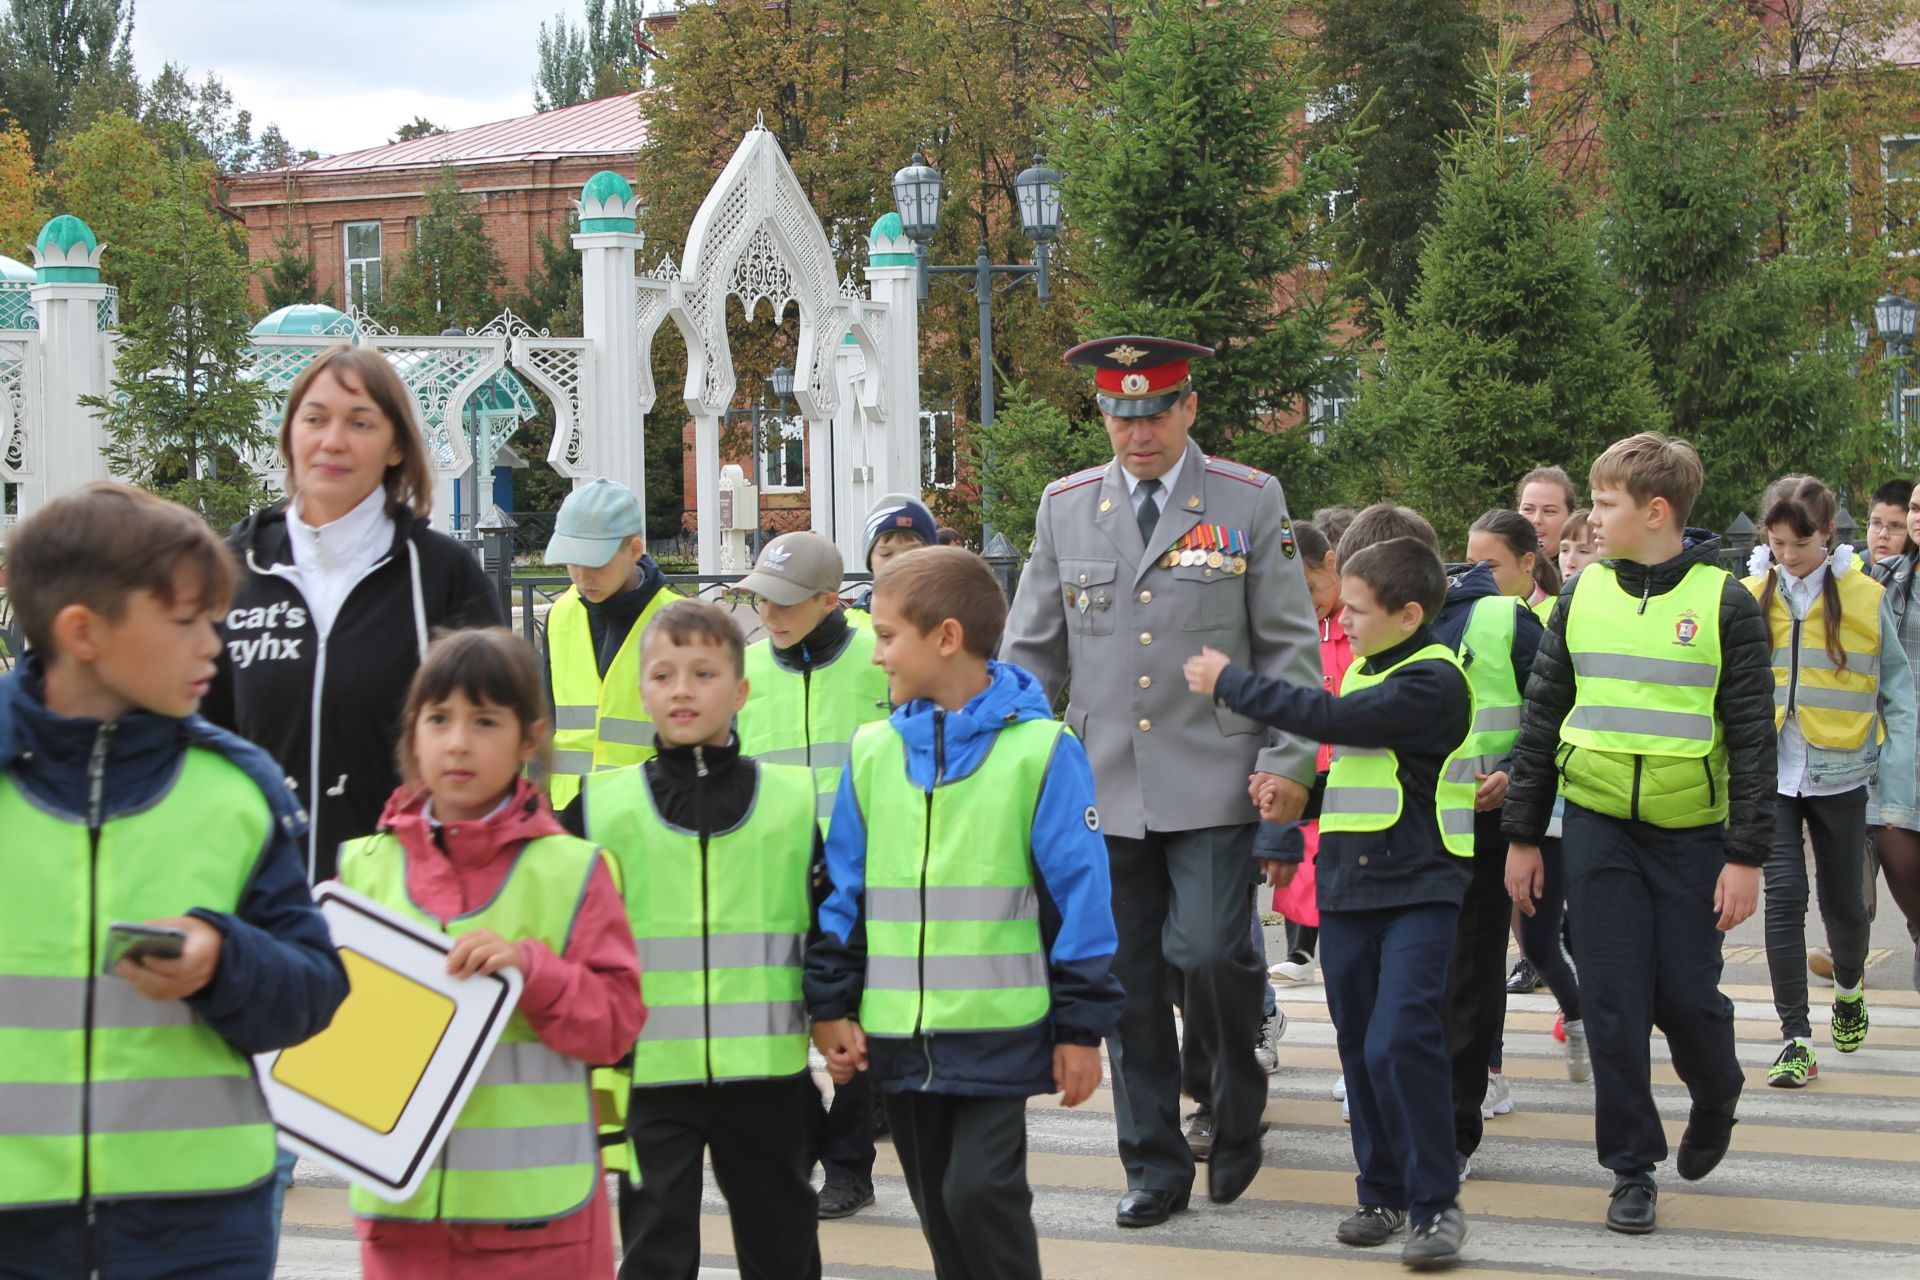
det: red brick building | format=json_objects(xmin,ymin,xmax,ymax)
[{"xmin": 225, "ymin": 93, "xmax": 648, "ymax": 311}]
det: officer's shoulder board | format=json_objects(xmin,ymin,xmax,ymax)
[
  {"xmin": 1203, "ymin": 456, "xmax": 1270, "ymax": 488},
  {"xmin": 1045, "ymin": 464, "xmax": 1107, "ymax": 499}
]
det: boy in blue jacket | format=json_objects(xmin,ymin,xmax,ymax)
[
  {"xmin": 805, "ymin": 547, "xmax": 1123, "ymax": 1280},
  {"xmin": 0, "ymin": 483, "xmax": 347, "ymax": 1280}
]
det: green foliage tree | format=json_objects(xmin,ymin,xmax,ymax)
[
  {"xmin": 81, "ymin": 157, "xmax": 273, "ymax": 528},
  {"xmin": 1306, "ymin": 0, "xmax": 1491, "ymax": 323},
  {"xmin": 1056, "ymin": 0, "xmax": 1351, "ymax": 462},
  {"xmin": 1329, "ymin": 47, "xmax": 1665, "ymax": 550},
  {"xmin": 971, "ymin": 381, "xmax": 1111, "ymax": 548},
  {"xmin": 534, "ymin": 0, "xmax": 649, "ymax": 110},
  {"xmin": 0, "ymin": 121, "xmax": 43, "ymax": 259},
  {"xmin": 0, "ymin": 0, "xmax": 133, "ymax": 161},
  {"xmin": 391, "ymin": 116, "xmax": 446, "ymax": 143},
  {"xmin": 141, "ymin": 62, "xmax": 254, "ymax": 169},
  {"xmin": 48, "ymin": 109, "xmax": 170, "ymax": 290},
  {"xmin": 378, "ymin": 166, "xmax": 506, "ymax": 332},
  {"xmin": 1596, "ymin": 1, "xmax": 1887, "ymax": 529},
  {"xmin": 259, "ymin": 183, "xmax": 332, "ymax": 312}
]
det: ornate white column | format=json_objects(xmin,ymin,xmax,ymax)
[
  {"xmin": 865, "ymin": 213, "xmax": 922, "ymax": 500},
  {"xmin": 29, "ymin": 215, "xmax": 113, "ymax": 512},
  {"xmin": 572, "ymin": 171, "xmax": 647, "ymax": 515}
]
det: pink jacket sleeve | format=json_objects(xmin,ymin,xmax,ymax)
[{"xmin": 516, "ymin": 856, "xmax": 645, "ymax": 1066}]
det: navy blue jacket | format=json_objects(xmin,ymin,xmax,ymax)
[
  {"xmin": 805, "ymin": 661, "xmax": 1125, "ymax": 1096},
  {"xmin": 0, "ymin": 656, "xmax": 347, "ymax": 1278},
  {"xmin": 1214, "ymin": 627, "xmax": 1474, "ymax": 911}
]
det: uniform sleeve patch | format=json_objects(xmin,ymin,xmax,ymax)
[{"xmin": 1085, "ymin": 805, "xmax": 1101, "ymax": 832}]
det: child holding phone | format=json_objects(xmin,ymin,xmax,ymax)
[{"xmin": 339, "ymin": 628, "xmax": 642, "ymax": 1279}]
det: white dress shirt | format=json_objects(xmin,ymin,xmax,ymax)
[{"xmin": 1123, "ymin": 450, "xmax": 1187, "ymax": 518}]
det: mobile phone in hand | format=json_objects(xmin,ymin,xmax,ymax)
[{"xmin": 102, "ymin": 922, "xmax": 188, "ymax": 975}]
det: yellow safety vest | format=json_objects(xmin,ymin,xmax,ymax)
[
  {"xmin": 546, "ymin": 585, "xmax": 673, "ymax": 808},
  {"xmin": 0, "ymin": 750, "xmax": 278, "ymax": 1209},
  {"xmin": 1741, "ymin": 568, "xmax": 1885, "ymax": 751},
  {"xmin": 1321, "ymin": 643, "xmax": 1478, "ymax": 857},
  {"xmin": 737, "ymin": 625, "xmax": 891, "ymax": 830}
]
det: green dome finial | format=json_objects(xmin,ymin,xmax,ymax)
[
  {"xmin": 34, "ymin": 214, "xmax": 105, "ymax": 282},
  {"xmin": 868, "ymin": 211, "xmax": 914, "ymax": 267},
  {"xmin": 578, "ymin": 170, "xmax": 640, "ymax": 234}
]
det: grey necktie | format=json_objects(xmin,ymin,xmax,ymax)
[{"xmin": 1136, "ymin": 477, "xmax": 1163, "ymax": 547}]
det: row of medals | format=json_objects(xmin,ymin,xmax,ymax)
[{"xmin": 1158, "ymin": 547, "xmax": 1248, "ymax": 574}]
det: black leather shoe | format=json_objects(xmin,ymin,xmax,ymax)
[
  {"xmin": 1675, "ymin": 1106, "xmax": 1737, "ymax": 1181},
  {"xmin": 1606, "ymin": 1178, "xmax": 1657, "ymax": 1235},
  {"xmin": 1116, "ymin": 1187, "xmax": 1190, "ymax": 1228},
  {"xmin": 1206, "ymin": 1122, "xmax": 1271, "ymax": 1204}
]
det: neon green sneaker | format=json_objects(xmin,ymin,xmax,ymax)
[
  {"xmin": 1768, "ymin": 1040, "xmax": 1817, "ymax": 1087},
  {"xmin": 1831, "ymin": 990, "xmax": 1869, "ymax": 1053}
]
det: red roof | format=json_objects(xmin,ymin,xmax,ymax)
[{"xmin": 268, "ymin": 93, "xmax": 646, "ymax": 175}]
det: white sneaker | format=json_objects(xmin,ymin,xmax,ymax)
[
  {"xmin": 1270, "ymin": 954, "xmax": 1316, "ymax": 984},
  {"xmin": 1254, "ymin": 1008, "xmax": 1285, "ymax": 1074},
  {"xmin": 1481, "ymin": 1072, "xmax": 1514, "ymax": 1119},
  {"xmin": 1332, "ymin": 1073, "xmax": 1346, "ymax": 1100},
  {"xmin": 1564, "ymin": 1019, "xmax": 1592, "ymax": 1083},
  {"xmin": 1340, "ymin": 1093, "xmax": 1350, "ymax": 1123},
  {"xmin": 1457, "ymin": 1151, "xmax": 1473, "ymax": 1182}
]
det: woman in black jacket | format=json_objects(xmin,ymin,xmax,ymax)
[{"xmin": 204, "ymin": 345, "xmax": 503, "ymax": 884}]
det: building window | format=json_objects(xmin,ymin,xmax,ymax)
[
  {"xmin": 1307, "ymin": 372, "xmax": 1352, "ymax": 448},
  {"xmin": 922, "ymin": 409, "xmax": 958, "ymax": 490},
  {"xmin": 344, "ymin": 221, "xmax": 382, "ymax": 310},
  {"xmin": 1882, "ymin": 135, "xmax": 1920, "ymax": 243},
  {"xmin": 762, "ymin": 415, "xmax": 805, "ymax": 492},
  {"xmin": 1306, "ymin": 86, "xmax": 1357, "ymax": 270}
]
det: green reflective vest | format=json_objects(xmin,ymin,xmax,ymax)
[
  {"xmin": 585, "ymin": 761, "xmax": 815, "ymax": 1086},
  {"xmin": 737, "ymin": 626, "xmax": 891, "ymax": 830},
  {"xmin": 1561, "ymin": 560, "xmax": 1728, "ymax": 827},
  {"xmin": 0, "ymin": 748, "xmax": 278, "ymax": 1210},
  {"xmin": 846, "ymin": 605, "xmax": 873, "ymax": 631},
  {"xmin": 852, "ymin": 718, "xmax": 1060, "ymax": 1036},
  {"xmin": 1321, "ymin": 642, "xmax": 1477, "ymax": 857},
  {"xmin": 1531, "ymin": 594, "xmax": 1557, "ymax": 627},
  {"xmin": 1449, "ymin": 596, "xmax": 1524, "ymax": 789},
  {"xmin": 547, "ymin": 585, "xmax": 674, "ymax": 808},
  {"xmin": 340, "ymin": 832, "xmax": 605, "ymax": 1224}
]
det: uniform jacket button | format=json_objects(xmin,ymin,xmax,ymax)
[
  {"xmin": 1138, "ymin": 590, "xmax": 1152, "ymax": 604},
  {"xmin": 1138, "ymin": 675, "xmax": 1151, "ymax": 689},
  {"xmin": 1357, "ymin": 855, "xmax": 1370, "ymax": 866},
  {"xmin": 1139, "ymin": 631, "xmax": 1152, "ymax": 645},
  {"xmin": 1138, "ymin": 718, "xmax": 1151, "ymax": 732}
]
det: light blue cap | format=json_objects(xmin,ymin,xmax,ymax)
[{"xmin": 546, "ymin": 478, "xmax": 645, "ymax": 567}]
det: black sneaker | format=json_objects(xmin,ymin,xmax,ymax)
[
  {"xmin": 1402, "ymin": 1207, "xmax": 1468, "ymax": 1269},
  {"xmin": 1504, "ymin": 958, "xmax": 1542, "ymax": 994},
  {"xmin": 816, "ymin": 1177, "xmax": 874, "ymax": 1219},
  {"xmin": 1335, "ymin": 1203, "xmax": 1407, "ymax": 1246}
]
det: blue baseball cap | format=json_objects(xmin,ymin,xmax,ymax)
[{"xmin": 545, "ymin": 478, "xmax": 645, "ymax": 568}]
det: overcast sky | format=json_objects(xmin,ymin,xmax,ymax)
[{"xmin": 128, "ymin": 1, "xmax": 600, "ymax": 157}]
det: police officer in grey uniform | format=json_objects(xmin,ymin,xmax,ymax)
[{"xmin": 1001, "ymin": 337, "xmax": 1322, "ymax": 1225}]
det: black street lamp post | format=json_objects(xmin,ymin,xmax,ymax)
[{"xmin": 1875, "ymin": 292, "xmax": 1919, "ymax": 463}]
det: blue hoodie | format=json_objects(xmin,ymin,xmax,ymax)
[
  {"xmin": 804, "ymin": 660, "xmax": 1124, "ymax": 1096},
  {"xmin": 0, "ymin": 656, "xmax": 347, "ymax": 1278}
]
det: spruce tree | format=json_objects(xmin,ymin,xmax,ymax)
[
  {"xmin": 1332, "ymin": 44, "xmax": 1664, "ymax": 550},
  {"xmin": 378, "ymin": 166, "xmax": 506, "ymax": 332},
  {"xmin": 81, "ymin": 157, "xmax": 272, "ymax": 528},
  {"xmin": 1596, "ymin": 0, "xmax": 1886, "ymax": 529},
  {"xmin": 1057, "ymin": 0, "xmax": 1349, "ymax": 457},
  {"xmin": 1307, "ymin": 0, "xmax": 1492, "ymax": 322},
  {"xmin": 260, "ymin": 184, "xmax": 330, "ymax": 312}
]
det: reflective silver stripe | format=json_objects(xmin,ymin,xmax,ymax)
[
  {"xmin": 91, "ymin": 1075, "xmax": 268, "ymax": 1133},
  {"xmin": 478, "ymin": 1040, "xmax": 586, "ymax": 1088},
  {"xmin": 549, "ymin": 750, "xmax": 593, "ymax": 775},
  {"xmin": 1772, "ymin": 647, "xmax": 1876, "ymax": 676},
  {"xmin": 866, "ymin": 885, "xmax": 1039, "ymax": 924},
  {"xmin": 867, "ymin": 952, "xmax": 1049, "ymax": 992},
  {"xmin": 636, "ymin": 1001, "xmax": 807, "ymax": 1041},
  {"xmin": 815, "ymin": 790, "xmax": 837, "ymax": 820},
  {"xmin": 755, "ymin": 746, "xmax": 816, "ymax": 766},
  {"xmin": 637, "ymin": 933, "xmax": 801, "ymax": 973},
  {"xmin": 1564, "ymin": 705, "xmax": 1714, "ymax": 742},
  {"xmin": 1441, "ymin": 754, "xmax": 1506, "ymax": 786},
  {"xmin": 1471, "ymin": 706, "xmax": 1521, "ymax": 735},
  {"xmin": 0, "ymin": 1082, "xmax": 77, "ymax": 1135},
  {"xmin": 553, "ymin": 706, "xmax": 597, "ymax": 731},
  {"xmin": 1793, "ymin": 686, "xmax": 1880, "ymax": 714},
  {"xmin": 442, "ymin": 1122, "xmax": 597, "ymax": 1171},
  {"xmin": 0, "ymin": 975, "xmax": 197, "ymax": 1031},
  {"xmin": 1321, "ymin": 787, "xmax": 1399, "ymax": 816},
  {"xmin": 598, "ymin": 717, "xmax": 653, "ymax": 746},
  {"xmin": 1440, "ymin": 809, "xmax": 1478, "ymax": 835},
  {"xmin": 1330, "ymin": 747, "xmax": 1389, "ymax": 761},
  {"xmin": 1570, "ymin": 651, "xmax": 1717, "ymax": 687}
]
